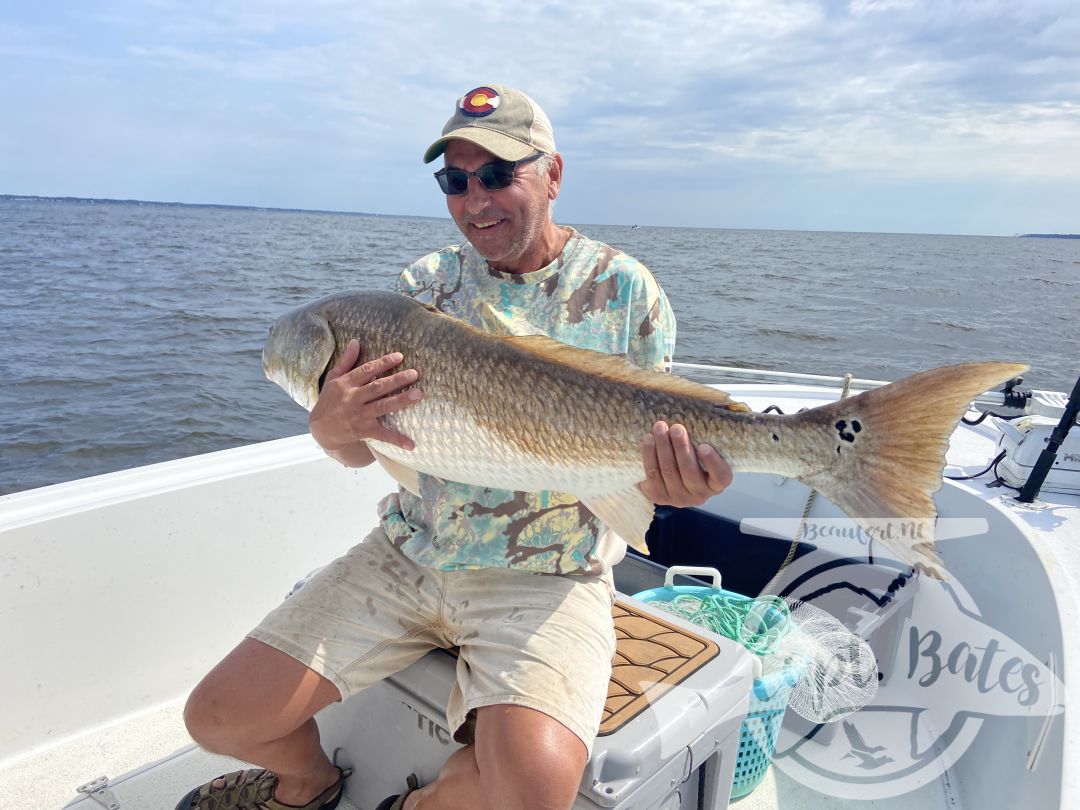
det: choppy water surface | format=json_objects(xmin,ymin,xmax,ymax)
[{"xmin": 2, "ymin": 198, "xmax": 1077, "ymax": 495}]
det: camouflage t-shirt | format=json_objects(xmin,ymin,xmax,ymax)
[{"xmin": 376, "ymin": 226, "xmax": 676, "ymax": 576}]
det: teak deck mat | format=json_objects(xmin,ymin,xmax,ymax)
[{"xmin": 600, "ymin": 599, "xmax": 721, "ymax": 736}]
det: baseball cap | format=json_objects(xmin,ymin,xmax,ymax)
[{"xmin": 423, "ymin": 84, "xmax": 556, "ymax": 164}]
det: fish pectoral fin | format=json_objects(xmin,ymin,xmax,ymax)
[
  {"xmin": 369, "ymin": 448, "xmax": 421, "ymax": 496},
  {"xmin": 581, "ymin": 487, "xmax": 656, "ymax": 556}
]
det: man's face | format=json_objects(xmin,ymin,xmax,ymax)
[{"xmin": 442, "ymin": 139, "xmax": 557, "ymax": 271}]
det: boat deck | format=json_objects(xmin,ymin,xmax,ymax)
[{"xmin": 1, "ymin": 699, "xmax": 960, "ymax": 809}]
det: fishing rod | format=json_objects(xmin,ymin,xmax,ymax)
[{"xmin": 1017, "ymin": 372, "xmax": 1080, "ymax": 503}]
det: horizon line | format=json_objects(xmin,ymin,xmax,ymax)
[{"xmin": 3, "ymin": 193, "xmax": 1061, "ymax": 239}]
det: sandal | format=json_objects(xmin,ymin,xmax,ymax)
[
  {"xmin": 374, "ymin": 773, "xmax": 421, "ymax": 810},
  {"xmin": 174, "ymin": 765, "xmax": 352, "ymax": 810}
]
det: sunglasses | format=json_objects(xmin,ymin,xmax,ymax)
[{"xmin": 434, "ymin": 153, "xmax": 544, "ymax": 196}]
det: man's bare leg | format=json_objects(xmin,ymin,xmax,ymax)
[
  {"xmin": 183, "ymin": 638, "xmax": 344, "ymax": 806},
  {"xmin": 404, "ymin": 705, "xmax": 587, "ymax": 810}
]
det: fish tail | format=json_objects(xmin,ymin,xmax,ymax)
[{"xmin": 793, "ymin": 361, "xmax": 1026, "ymax": 578}]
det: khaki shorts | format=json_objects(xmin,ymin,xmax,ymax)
[{"xmin": 249, "ymin": 527, "xmax": 617, "ymax": 754}]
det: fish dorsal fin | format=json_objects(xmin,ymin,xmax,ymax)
[{"xmin": 502, "ymin": 334, "xmax": 751, "ymax": 412}]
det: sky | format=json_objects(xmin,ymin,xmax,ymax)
[{"xmin": 2, "ymin": 1, "xmax": 1078, "ymax": 235}]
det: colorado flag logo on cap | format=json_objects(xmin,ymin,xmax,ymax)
[{"xmin": 459, "ymin": 86, "xmax": 500, "ymax": 117}]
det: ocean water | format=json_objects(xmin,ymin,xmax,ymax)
[{"xmin": 2, "ymin": 198, "xmax": 1077, "ymax": 496}]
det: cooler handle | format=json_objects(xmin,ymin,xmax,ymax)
[{"xmin": 664, "ymin": 566, "xmax": 723, "ymax": 589}]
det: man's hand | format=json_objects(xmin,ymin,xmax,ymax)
[
  {"xmin": 308, "ymin": 339, "xmax": 423, "ymax": 466},
  {"xmin": 638, "ymin": 421, "xmax": 732, "ymax": 507}
]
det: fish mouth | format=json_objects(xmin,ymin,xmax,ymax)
[{"xmin": 261, "ymin": 342, "xmax": 280, "ymax": 387}]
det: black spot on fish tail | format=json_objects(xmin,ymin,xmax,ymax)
[
  {"xmin": 772, "ymin": 433, "xmax": 780, "ymax": 442},
  {"xmin": 835, "ymin": 419, "xmax": 857, "ymax": 443}
]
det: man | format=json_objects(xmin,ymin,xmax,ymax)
[{"xmin": 178, "ymin": 84, "xmax": 731, "ymax": 810}]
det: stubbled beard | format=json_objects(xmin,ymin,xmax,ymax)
[{"xmin": 467, "ymin": 192, "xmax": 550, "ymax": 267}]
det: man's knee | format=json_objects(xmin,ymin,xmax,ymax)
[
  {"xmin": 183, "ymin": 675, "xmax": 239, "ymax": 752},
  {"xmin": 489, "ymin": 746, "xmax": 583, "ymax": 810},
  {"xmin": 479, "ymin": 750, "xmax": 582, "ymax": 810},
  {"xmin": 182, "ymin": 638, "xmax": 340, "ymax": 753},
  {"xmin": 475, "ymin": 706, "xmax": 587, "ymax": 810}
]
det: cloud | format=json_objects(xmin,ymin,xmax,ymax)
[
  {"xmin": 548, "ymin": 0, "xmax": 1080, "ymax": 181},
  {"xmin": 847, "ymin": 0, "xmax": 918, "ymax": 14}
]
